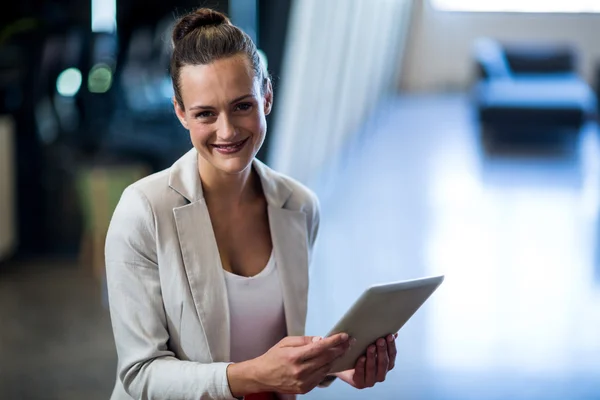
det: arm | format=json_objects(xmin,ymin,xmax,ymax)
[
  {"xmin": 105, "ymin": 187, "xmax": 238, "ymax": 400},
  {"xmin": 307, "ymin": 192, "xmax": 320, "ymax": 267}
]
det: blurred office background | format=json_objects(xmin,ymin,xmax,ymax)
[{"xmin": 1, "ymin": 0, "xmax": 599, "ymax": 399}]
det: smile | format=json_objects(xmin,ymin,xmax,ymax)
[{"xmin": 211, "ymin": 138, "xmax": 249, "ymax": 155}]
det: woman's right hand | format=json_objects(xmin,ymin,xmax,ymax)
[
  {"xmin": 227, "ymin": 333, "xmax": 351, "ymax": 396},
  {"xmin": 256, "ymin": 333, "xmax": 350, "ymax": 394}
]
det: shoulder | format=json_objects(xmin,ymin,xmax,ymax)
[
  {"xmin": 108, "ymin": 168, "xmax": 172, "ymax": 226},
  {"xmin": 129, "ymin": 165, "xmax": 171, "ymax": 199},
  {"xmin": 256, "ymin": 162, "xmax": 321, "ymax": 246},
  {"xmin": 107, "ymin": 163, "xmax": 186, "ymax": 244},
  {"xmin": 105, "ymin": 170, "xmax": 173, "ymax": 265},
  {"xmin": 118, "ymin": 165, "xmax": 186, "ymax": 215},
  {"xmin": 280, "ymin": 173, "xmax": 320, "ymax": 217},
  {"xmin": 257, "ymin": 161, "xmax": 320, "ymax": 216}
]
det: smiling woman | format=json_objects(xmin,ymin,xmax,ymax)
[
  {"xmin": 104, "ymin": 7, "xmax": 397, "ymax": 400},
  {"xmin": 170, "ymin": 9, "xmax": 272, "ymax": 178},
  {"xmin": 173, "ymin": 55, "xmax": 271, "ymax": 176}
]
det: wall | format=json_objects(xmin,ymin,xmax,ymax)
[
  {"xmin": 255, "ymin": 0, "xmax": 294, "ymax": 161},
  {"xmin": 401, "ymin": 1, "xmax": 600, "ymax": 92}
]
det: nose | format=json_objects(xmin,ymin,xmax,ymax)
[{"xmin": 217, "ymin": 115, "xmax": 237, "ymax": 141}]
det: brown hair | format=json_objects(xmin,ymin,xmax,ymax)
[{"xmin": 170, "ymin": 8, "xmax": 268, "ymax": 110}]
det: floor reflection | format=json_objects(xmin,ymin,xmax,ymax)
[{"xmin": 304, "ymin": 95, "xmax": 600, "ymax": 399}]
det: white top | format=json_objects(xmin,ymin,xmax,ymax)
[{"xmin": 224, "ymin": 251, "xmax": 287, "ymax": 363}]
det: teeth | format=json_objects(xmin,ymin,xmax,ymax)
[{"xmin": 215, "ymin": 140, "xmax": 244, "ymax": 149}]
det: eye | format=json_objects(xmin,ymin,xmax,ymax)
[
  {"xmin": 234, "ymin": 102, "xmax": 253, "ymax": 112},
  {"xmin": 195, "ymin": 110, "xmax": 216, "ymax": 119}
]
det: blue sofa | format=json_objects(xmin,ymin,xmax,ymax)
[{"xmin": 473, "ymin": 38, "xmax": 597, "ymax": 134}]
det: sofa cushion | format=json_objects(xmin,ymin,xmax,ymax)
[{"xmin": 476, "ymin": 75, "xmax": 596, "ymax": 110}]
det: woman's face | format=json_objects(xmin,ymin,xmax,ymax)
[{"xmin": 174, "ymin": 54, "xmax": 272, "ymax": 176}]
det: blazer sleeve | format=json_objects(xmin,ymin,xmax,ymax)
[
  {"xmin": 105, "ymin": 186, "xmax": 238, "ymax": 400},
  {"xmin": 307, "ymin": 192, "xmax": 320, "ymax": 267}
]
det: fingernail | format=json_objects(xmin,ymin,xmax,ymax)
[
  {"xmin": 350, "ymin": 337, "xmax": 357, "ymax": 346},
  {"xmin": 387, "ymin": 335, "xmax": 394, "ymax": 343},
  {"xmin": 360, "ymin": 357, "xmax": 366, "ymax": 363},
  {"xmin": 369, "ymin": 347, "xmax": 376, "ymax": 354},
  {"xmin": 312, "ymin": 336, "xmax": 322, "ymax": 343},
  {"xmin": 341, "ymin": 333, "xmax": 349, "ymax": 341},
  {"xmin": 378, "ymin": 339, "xmax": 386, "ymax": 347}
]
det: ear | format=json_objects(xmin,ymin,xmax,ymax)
[
  {"xmin": 173, "ymin": 97, "xmax": 189, "ymax": 130},
  {"xmin": 263, "ymin": 79, "xmax": 273, "ymax": 116}
]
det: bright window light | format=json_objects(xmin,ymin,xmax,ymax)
[
  {"xmin": 92, "ymin": 0, "xmax": 116, "ymax": 33},
  {"xmin": 432, "ymin": 0, "xmax": 600, "ymax": 13}
]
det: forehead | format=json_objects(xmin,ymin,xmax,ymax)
[{"xmin": 179, "ymin": 55, "xmax": 257, "ymax": 104}]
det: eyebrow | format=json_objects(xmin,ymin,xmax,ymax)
[{"xmin": 189, "ymin": 94, "xmax": 254, "ymax": 110}]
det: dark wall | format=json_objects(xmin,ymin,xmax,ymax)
[
  {"xmin": 256, "ymin": 0, "xmax": 293, "ymax": 162},
  {"xmin": 116, "ymin": 0, "xmax": 229, "ymax": 69}
]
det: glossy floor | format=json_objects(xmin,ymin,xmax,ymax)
[
  {"xmin": 0, "ymin": 259, "xmax": 116, "ymax": 400},
  {"xmin": 305, "ymin": 95, "xmax": 600, "ymax": 399}
]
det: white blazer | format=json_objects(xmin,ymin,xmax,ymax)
[{"xmin": 105, "ymin": 149, "xmax": 320, "ymax": 400}]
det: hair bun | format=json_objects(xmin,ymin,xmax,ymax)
[{"xmin": 172, "ymin": 8, "xmax": 231, "ymax": 44}]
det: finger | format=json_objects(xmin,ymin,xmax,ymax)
[
  {"xmin": 299, "ymin": 360, "xmax": 334, "ymax": 392},
  {"xmin": 301, "ymin": 333, "xmax": 349, "ymax": 360},
  {"xmin": 387, "ymin": 334, "xmax": 397, "ymax": 370},
  {"xmin": 312, "ymin": 361, "xmax": 333, "ymax": 382},
  {"xmin": 279, "ymin": 335, "xmax": 323, "ymax": 348},
  {"xmin": 302, "ymin": 360, "xmax": 332, "ymax": 383},
  {"xmin": 376, "ymin": 338, "xmax": 389, "ymax": 382},
  {"xmin": 320, "ymin": 333, "xmax": 349, "ymax": 348},
  {"xmin": 302, "ymin": 340, "xmax": 350, "ymax": 370},
  {"xmin": 353, "ymin": 356, "xmax": 367, "ymax": 388},
  {"xmin": 315, "ymin": 361, "xmax": 333, "ymax": 376},
  {"xmin": 365, "ymin": 345, "xmax": 377, "ymax": 387}
]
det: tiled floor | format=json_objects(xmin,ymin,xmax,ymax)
[{"xmin": 1, "ymin": 94, "xmax": 599, "ymax": 400}]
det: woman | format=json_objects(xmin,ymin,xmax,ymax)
[{"xmin": 105, "ymin": 8, "xmax": 397, "ymax": 400}]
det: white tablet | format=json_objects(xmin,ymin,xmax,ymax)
[{"xmin": 325, "ymin": 275, "xmax": 444, "ymax": 373}]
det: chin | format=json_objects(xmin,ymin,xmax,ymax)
[{"xmin": 212, "ymin": 155, "xmax": 254, "ymax": 175}]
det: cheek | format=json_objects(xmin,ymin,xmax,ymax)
[
  {"xmin": 234, "ymin": 114, "xmax": 267, "ymax": 140},
  {"xmin": 188, "ymin": 124, "xmax": 213, "ymax": 148},
  {"xmin": 249, "ymin": 113, "xmax": 267, "ymax": 136},
  {"xmin": 240, "ymin": 111, "xmax": 261, "ymax": 126}
]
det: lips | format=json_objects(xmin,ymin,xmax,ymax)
[{"xmin": 211, "ymin": 138, "xmax": 249, "ymax": 154}]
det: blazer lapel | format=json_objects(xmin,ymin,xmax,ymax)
[
  {"xmin": 173, "ymin": 200, "xmax": 230, "ymax": 363},
  {"xmin": 269, "ymin": 205, "xmax": 310, "ymax": 337},
  {"xmin": 170, "ymin": 149, "xmax": 230, "ymax": 362},
  {"xmin": 255, "ymin": 159, "xmax": 311, "ymax": 337}
]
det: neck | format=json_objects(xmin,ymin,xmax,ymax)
[{"xmin": 198, "ymin": 157, "xmax": 259, "ymax": 206}]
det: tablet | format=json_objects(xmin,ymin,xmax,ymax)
[{"xmin": 325, "ymin": 275, "xmax": 444, "ymax": 373}]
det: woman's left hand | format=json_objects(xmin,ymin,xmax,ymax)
[{"xmin": 334, "ymin": 333, "xmax": 398, "ymax": 389}]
